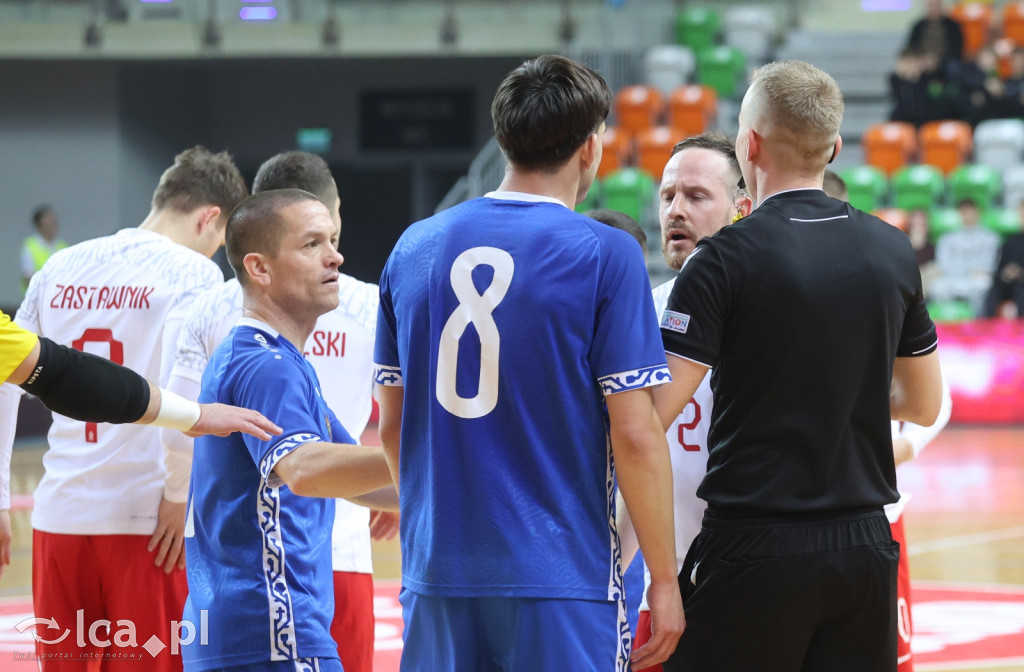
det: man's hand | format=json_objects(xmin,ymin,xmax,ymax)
[
  {"xmin": 369, "ymin": 510, "xmax": 399, "ymax": 541},
  {"xmin": 630, "ymin": 577, "xmax": 685, "ymax": 668},
  {"xmin": 893, "ymin": 436, "xmax": 915, "ymax": 467},
  {"xmin": 0, "ymin": 510, "xmax": 11, "ymax": 580},
  {"xmin": 185, "ymin": 403, "xmax": 282, "ymax": 440},
  {"xmin": 147, "ymin": 498, "xmax": 187, "ymax": 573}
]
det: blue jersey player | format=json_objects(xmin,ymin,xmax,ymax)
[
  {"xmin": 374, "ymin": 55, "xmax": 684, "ymax": 671},
  {"xmin": 184, "ymin": 189, "xmax": 394, "ymax": 672}
]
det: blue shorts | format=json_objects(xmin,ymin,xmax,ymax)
[
  {"xmin": 205, "ymin": 658, "xmax": 343, "ymax": 672},
  {"xmin": 399, "ymin": 589, "xmax": 628, "ymax": 672}
]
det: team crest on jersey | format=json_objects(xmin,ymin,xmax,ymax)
[{"xmin": 661, "ymin": 310, "xmax": 690, "ymax": 334}]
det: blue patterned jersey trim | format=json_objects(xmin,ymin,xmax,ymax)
[
  {"xmin": 598, "ymin": 364, "xmax": 671, "ymax": 395},
  {"xmin": 257, "ymin": 432, "xmax": 322, "ymax": 661},
  {"xmin": 374, "ymin": 364, "xmax": 403, "ymax": 386}
]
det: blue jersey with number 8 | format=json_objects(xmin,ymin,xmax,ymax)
[{"xmin": 374, "ymin": 194, "xmax": 669, "ymax": 601}]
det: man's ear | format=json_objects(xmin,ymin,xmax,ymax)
[
  {"xmin": 580, "ymin": 132, "xmax": 600, "ymax": 172},
  {"xmin": 828, "ymin": 135, "xmax": 843, "ymax": 164},
  {"xmin": 196, "ymin": 205, "xmax": 223, "ymax": 235},
  {"xmin": 243, "ymin": 252, "xmax": 271, "ymax": 288},
  {"xmin": 746, "ymin": 128, "xmax": 762, "ymax": 163},
  {"xmin": 736, "ymin": 195, "xmax": 753, "ymax": 219}
]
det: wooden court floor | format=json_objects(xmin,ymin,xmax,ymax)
[{"xmin": 1, "ymin": 425, "xmax": 1022, "ymax": 671}]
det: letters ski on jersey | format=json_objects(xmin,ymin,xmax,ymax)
[
  {"xmin": 185, "ymin": 319, "xmax": 354, "ymax": 670},
  {"xmin": 172, "ymin": 274, "xmax": 380, "ymax": 574},
  {"xmin": 15, "ymin": 228, "xmax": 223, "ymax": 536},
  {"xmin": 374, "ymin": 194, "xmax": 670, "ymax": 601}
]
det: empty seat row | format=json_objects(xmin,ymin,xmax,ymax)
[
  {"xmin": 952, "ymin": 1, "xmax": 1024, "ymax": 57},
  {"xmin": 842, "ymin": 163, "xmax": 1009, "ymax": 212},
  {"xmin": 872, "ymin": 205, "xmax": 1021, "ymax": 242},
  {"xmin": 642, "ymin": 45, "xmax": 748, "ymax": 100},
  {"xmin": 675, "ymin": 5, "xmax": 778, "ymax": 64},
  {"xmin": 862, "ymin": 118, "xmax": 1024, "ymax": 175}
]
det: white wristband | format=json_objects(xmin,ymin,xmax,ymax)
[{"xmin": 152, "ymin": 388, "xmax": 202, "ymax": 432}]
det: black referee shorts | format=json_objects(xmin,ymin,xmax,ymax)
[{"xmin": 663, "ymin": 506, "xmax": 899, "ymax": 672}]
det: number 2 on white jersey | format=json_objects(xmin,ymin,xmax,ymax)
[{"xmin": 436, "ymin": 247, "xmax": 514, "ymax": 419}]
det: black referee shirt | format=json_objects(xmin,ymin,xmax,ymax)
[{"xmin": 661, "ymin": 189, "xmax": 938, "ymax": 514}]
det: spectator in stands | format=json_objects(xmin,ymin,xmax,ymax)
[
  {"xmin": 983, "ymin": 201, "xmax": 1024, "ymax": 318},
  {"xmin": 909, "ymin": 209, "xmax": 939, "ymax": 298},
  {"xmin": 1000, "ymin": 47, "xmax": 1024, "ymax": 118},
  {"xmin": 21, "ymin": 205, "xmax": 67, "ymax": 293},
  {"xmin": 905, "ymin": 0, "xmax": 964, "ymax": 78},
  {"xmin": 954, "ymin": 46, "xmax": 1005, "ymax": 126},
  {"xmin": 889, "ymin": 49, "xmax": 939, "ymax": 127},
  {"xmin": 931, "ymin": 197, "xmax": 1001, "ymax": 314}
]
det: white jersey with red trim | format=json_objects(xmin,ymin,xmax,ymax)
[
  {"xmin": 640, "ymin": 279, "xmax": 713, "ymax": 611},
  {"xmin": 172, "ymin": 273, "xmax": 380, "ymax": 573},
  {"xmin": 15, "ymin": 228, "xmax": 223, "ymax": 535}
]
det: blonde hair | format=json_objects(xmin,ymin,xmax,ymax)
[{"xmin": 746, "ymin": 61, "xmax": 843, "ymax": 160}]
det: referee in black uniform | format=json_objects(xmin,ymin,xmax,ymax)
[{"xmin": 654, "ymin": 61, "xmax": 944, "ymax": 672}]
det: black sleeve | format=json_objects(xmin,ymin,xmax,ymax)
[
  {"xmin": 20, "ymin": 337, "xmax": 152, "ymax": 424},
  {"xmin": 898, "ymin": 265, "xmax": 939, "ymax": 357},
  {"xmin": 660, "ymin": 241, "xmax": 730, "ymax": 367}
]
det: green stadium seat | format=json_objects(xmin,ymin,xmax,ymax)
[
  {"xmin": 981, "ymin": 207, "xmax": 1023, "ymax": 238},
  {"xmin": 676, "ymin": 7, "xmax": 721, "ymax": 52},
  {"xmin": 840, "ymin": 165, "xmax": 889, "ymax": 212},
  {"xmin": 576, "ymin": 180, "xmax": 602, "ymax": 214},
  {"xmin": 891, "ymin": 164, "xmax": 945, "ymax": 211},
  {"xmin": 601, "ymin": 167, "xmax": 656, "ymax": 224},
  {"xmin": 697, "ymin": 46, "xmax": 747, "ymax": 99},
  {"xmin": 928, "ymin": 207, "xmax": 962, "ymax": 243},
  {"xmin": 947, "ymin": 164, "xmax": 1002, "ymax": 210},
  {"xmin": 927, "ymin": 299, "xmax": 975, "ymax": 322}
]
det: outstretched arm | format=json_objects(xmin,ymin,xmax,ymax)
[{"xmin": 13, "ymin": 336, "xmax": 279, "ymax": 439}]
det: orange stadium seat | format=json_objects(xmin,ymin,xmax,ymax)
[
  {"xmin": 951, "ymin": 2, "xmax": 993, "ymax": 58},
  {"xmin": 598, "ymin": 126, "xmax": 633, "ymax": 179},
  {"xmin": 872, "ymin": 208, "xmax": 910, "ymax": 233},
  {"xmin": 635, "ymin": 126, "xmax": 685, "ymax": 180},
  {"xmin": 667, "ymin": 85, "xmax": 718, "ymax": 138},
  {"xmin": 862, "ymin": 122, "xmax": 918, "ymax": 176},
  {"xmin": 1003, "ymin": 2, "xmax": 1024, "ymax": 46},
  {"xmin": 614, "ymin": 85, "xmax": 664, "ymax": 136},
  {"xmin": 919, "ymin": 120, "xmax": 973, "ymax": 174}
]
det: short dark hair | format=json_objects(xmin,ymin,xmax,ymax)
[
  {"xmin": 253, "ymin": 151, "xmax": 338, "ymax": 207},
  {"xmin": 491, "ymin": 54, "xmax": 612, "ymax": 172},
  {"xmin": 670, "ymin": 132, "xmax": 742, "ymax": 186},
  {"xmin": 585, "ymin": 208, "xmax": 647, "ymax": 251},
  {"xmin": 822, "ymin": 170, "xmax": 848, "ymax": 200},
  {"xmin": 226, "ymin": 189, "xmax": 322, "ymax": 287},
  {"xmin": 32, "ymin": 204, "xmax": 54, "ymax": 228},
  {"xmin": 151, "ymin": 146, "xmax": 248, "ymax": 220}
]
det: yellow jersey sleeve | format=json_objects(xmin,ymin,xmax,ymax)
[{"xmin": 0, "ymin": 309, "xmax": 38, "ymax": 384}]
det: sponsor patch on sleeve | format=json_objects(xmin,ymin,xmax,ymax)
[{"xmin": 661, "ymin": 310, "xmax": 690, "ymax": 334}]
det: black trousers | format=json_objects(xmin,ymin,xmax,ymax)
[{"xmin": 663, "ymin": 507, "xmax": 899, "ymax": 672}]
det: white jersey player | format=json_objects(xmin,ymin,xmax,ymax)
[
  {"xmin": 616, "ymin": 134, "xmax": 751, "ymax": 671},
  {"xmin": 0, "ymin": 146, "xmax": 248, "ymax": 671}
]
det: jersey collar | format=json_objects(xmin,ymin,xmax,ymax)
[
  {"xmin": 757, "ymin": 187, "xmax": 823, "ymax": 209},
  {"xmin": 484, "ymin": 191, "xmax": 570, "ymax": 209},
  {"xmin": 237, "ymin": 317, "xmax": 280, "ymax": 340}
]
